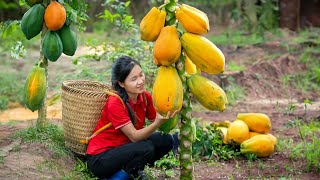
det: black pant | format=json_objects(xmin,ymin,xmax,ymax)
[{"xmin": 87, "ymin": 132, "xmax": 174, "ymax": 179}]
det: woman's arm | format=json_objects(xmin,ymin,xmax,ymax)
[{"xmin": 120, "ymin": 111, "xmax": 177, "ymax": 142}]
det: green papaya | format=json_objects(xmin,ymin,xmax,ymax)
[
  {"xmin": 159, "ymin": 115, "xmax": 178, "ymax": 134},
  {"xmin": 24, "ymin": 66, "xmax": 47, "ymax": 112},
  {"xmin": 42, "ymin": 31, "xmax": 63, "ymax": 62},
  {"xmin": 58, "ymin": 25, "xmax": 78, "ymax": 56},
  {"xmin": 21, "ymin": 4, "xmax": 45, "ymax": 40},
  {"xmin": 25, "ymin": 0, "xmax": 43, "ymax": 7}
]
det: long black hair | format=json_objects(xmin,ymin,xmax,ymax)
[{"xmin": 111, "ymin": 56, "xmax": 141, "ymax": 124}]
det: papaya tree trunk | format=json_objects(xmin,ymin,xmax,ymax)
[
  {"xmin": 176, "ymin": 57, "xmax": 194, "ymax": 180},
  {"xmin": 37, "ymin": 1, "xmax": 49, "ymax": 128}
]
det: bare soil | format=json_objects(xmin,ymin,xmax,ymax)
[{"xmin": 1, "ymin": 31, "xmax": 320, "ymax": 179}]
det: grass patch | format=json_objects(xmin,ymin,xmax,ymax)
[
  {"xmin": 0, "ymin": 71, "xmax": 24, "ymax": 111},
  {"xmin": 227, "ymin": 61, "xmax": 246, "ymax": 71},
  {"xmin": 207, "ymin": 29, "xmax": 282, "ymax": 46},
  {"xmin": 281, "ymin": 118, "xmax": 320, "ymax": 172},
  {"xmin": 12, "ymin": 123, "xmax": 99, "ymax": 179},
  {"xmin": 225, "ymin": 77, "xmax": 246, "ymax": 105}
]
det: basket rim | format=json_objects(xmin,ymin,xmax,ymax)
[{"xmin": 62, "ymin": 80, "xmax": 112, "ymax": 95}]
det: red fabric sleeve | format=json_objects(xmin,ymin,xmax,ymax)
[
  {"xmin": 144, "ymin": 91, "xmax": 156, "ymax": 122},
  {"xmin": 106, "ymin": 96, "xmax": 131, "ymax": 129}
]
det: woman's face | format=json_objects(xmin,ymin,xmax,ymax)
[{"xmin": 119, "ymin": 64, "xmax": 145, "ymax": 97}]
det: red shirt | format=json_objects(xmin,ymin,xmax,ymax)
[{"xmin": 86, "ymin": 91, "xmax": 156, "ymax": 155}]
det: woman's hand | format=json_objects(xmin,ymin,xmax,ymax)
[{"xmin": 155, "ymin": 110, "xmax": 179, "ymax": 124}]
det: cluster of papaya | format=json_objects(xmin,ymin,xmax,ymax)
[
  {"xmin": 22, "ymin": 0, "xmax": 78, "ymax": 112},
  {"xmin": 21, "ymin": 0, "xmax": 78, "ymax": 62},
  {"xmin": 212, "ymin": 113, "xmax": 277, "ymax": 157},
  {"xmin": 139, "ymin": 3, "xmax": 227, "ymax": 133}
]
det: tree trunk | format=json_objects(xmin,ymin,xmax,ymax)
[
  {"xmin": 279, "ymin": 0, "xmax": 300, "ymax": 31},
  {"xmin": 37, "ymin": 0, "xmax": 49, "ymax": 129},
  {"xmin": 176, "ymin": 57, "xmax": 195, "ymax": 180}
]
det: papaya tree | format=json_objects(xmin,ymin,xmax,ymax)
[
  {"xmin": 139, "ymin": 0, "xmax": 227, "ymax": 179},
  {"xmin": 20, "ymin": 0, "xmax": 87, "ymax": 128}
]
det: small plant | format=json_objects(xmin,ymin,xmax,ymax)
[
  {"xmin": 73, "ymin": 159, "xmax": 97, "ymax": 180},
  {"xmin": 154, "ymin": 151, "xmax": 179, "ymax": 178},
  {"xmin": 192, "ymin": 120, "xmax": 241, "ymax": 161},
  {"xmin": 286, "ymin": 119, "xmax": 320, "ymax": 172}
]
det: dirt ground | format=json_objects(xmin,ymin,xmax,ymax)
[{"xmin": 1, "ymin": 31, "xmax": 320, "ymax": 179}]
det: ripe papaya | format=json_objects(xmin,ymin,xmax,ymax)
[
  {"xmin": 237, "ymin": 113, "xmax": 271, "ymax": 133},
  {"xmin": 153, "ymin": 26, "xmax": 181, "ymax": 66},
  {"xmin": 152, "ymin": 66, "xmax": 183, "ymax": 116},
  {"xmin": 176, "ymin": 4, "xmax": 209, "ymax": 34},
  {"xmin": 187, "ymin": 74, "xmax": 227, "ymax": 112},
  {"xmin": 24, "ymin": 66, "xmax": 46, "ymax": 112},
  {"xmin": 59, "ymin": 25, "xmax": 78, "ymax": 56},
  {"xmin": 159, "ymin": 115, "xmax": 178, "ymax": 134},
  {"xmin": 44, "ymin": 0, "xmax": 66, "ymax": 31},
  {"xmin": 21, "ymin": 4, "xmax": 44, "ymax": 40},
  {"xmin": 217, "ymin": 127, "xmax": 228, "ymax": 144},
  {"xmin": 25, "ymin": 0, "xmax": 43, "ymax": 7},
  {"xmin": 227, "ymin": 120, "xmax": 250, "ymax": 144},
  {"xmin": 42, "ymin": 31, "xmax": 63, "ymax": 62},
  {"xmin": 184, "ymin": 52, "xmax": 198, "ymax": 75},
  {"xmin": 140, "ymin": 7, "xmax": 166, "ymax": 42},
  {"xmin": 240, "ymin": 135, "xmax": 275, "ymax": 157},
  {"xmin": 248, "ymin": 132, "xmax": 277, "ymax": 146},
  {"xmin": 181, "ymin": 32, "xmax": 225, "ymax": 74}
]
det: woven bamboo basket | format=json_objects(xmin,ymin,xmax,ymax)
[{"xmin": 61, "ymin": 80, "xmax": 112, "ymax": 155}]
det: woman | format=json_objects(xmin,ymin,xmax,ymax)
[{"xmin": 86, "ymin": 56, "xmax": 179, "ymax": 180}]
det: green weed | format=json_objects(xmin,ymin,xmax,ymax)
[
  {"xmin": 192, "ymin": 120, "xmax": 241, "ymax": 161},
  {"xmin": 285, "ymin": 119, "xmax": 320, "ymax": 172}
]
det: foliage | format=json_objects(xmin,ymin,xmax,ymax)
[
  {"xmin": 63, "ymin": 0, "xmax": 89, "ymax": 32},
  {"xmin": 0, "ymin": 20, "xmax": 30, "ymax": 59},
  {"xmin": 99, "ymin": 0, "xmax": 134, "ymax": 33},
  {"xmin": 289, "ymin": 119, "xmax": 320, "ymax": 172},
  {"xmin": 75, "ymin": 0, "xmax": 157, "ymax": 90},
  {"xmin": 154, "ymin": 151, "xmax": 179, "ymax": 178},
  {"xmin": 192, "ymin": 120, "xmax": 241, "ymax": 161},
  {"xmin": 0, "ymin": 71, "xmax": 24, "ymax": 110}
]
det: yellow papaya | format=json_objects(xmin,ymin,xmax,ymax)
[
  {"xmin": 176, "ymin": 4, "xmax": 209, "ymax": 34},
  {"xmin": 248, "ymin": 131, "xmax": 260, "ymax": 138},
  {"xmin": 217, "ymin": 127, "xmax": 228, "ymax": 144},
  {"xmin": 181, "ymin": 33, "xmax": 225, "ymax": 74},
  {"xmin": 184, "ymin": 52, "xmax": 198, "ymax": 75},
  {"xmin": 23, "ymin": 66, "xmax": 47, "ymax": 112},
  {"xmin": 248, "ymin": 132, "xmax": 277, "ymax": 146},
  {"xmin": 210, "ymin": 120, "xmax": 231, "ymax": 128},
  {"xmin": 140, "ymin": 7, "xmax": 166, "ymax": 42},
  {"xmin": 153, "ymin": 26, "xmax": 181, "ymax": 66},
  {"xmin": 237, "ymin": 113, "xmax": 271, "ymax": 133},
  {"xmin": 240, "ymin": 135, "xmax": 275, "ymax": 157},
  {"xmin": 227, "ymin": 120, "xmax": 250, "ymax": 144},
  {"xmin": 187, "ymin": 74, "xmax": 227, "ymax": 111},
  {"xmin": 152, "ymin": 66, "xmax": 183, "ymax": 116}
]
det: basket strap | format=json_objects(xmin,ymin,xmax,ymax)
[{"xmin": 80, "ymin": 91, "xmax": 125, "ymax": 144}]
